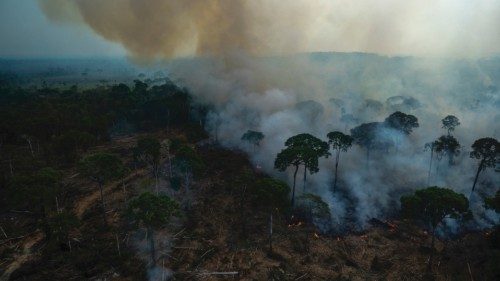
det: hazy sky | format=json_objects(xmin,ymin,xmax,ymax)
[
  {"xmin": 1, "ymin": 0, "xmax": 499, "ymax": 59},
  {"xmin": 0, "ymin": 0, "xmax": 125, "ymax": 58}
]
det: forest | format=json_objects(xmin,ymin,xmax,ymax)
[{"xmin": 0, "ymin": 71, "xmax": 498, "ymax": 280}]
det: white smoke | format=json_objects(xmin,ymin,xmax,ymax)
[{"xmin": 166, "ymin": 53, "xmax": 500, "ymax": 232}]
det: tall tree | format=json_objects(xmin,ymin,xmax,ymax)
[
  {"xmin": 78, "ymin": 153, "xmax": 126, "ymax": 223},
  {"xmin": 384, "ymin": 111, "xmax": 419, "ymax": 135},
  {"xmin": 127, "ymin": 192, "xmax": 179, "ymax": 267},
  {"xmin": 274, "ymin": 134, "xmax": 329, "ymax": 208},
  {"xmin": 401, "ymin": 187, "xmax": 469, "ymax": 273},
  {"xmin": 469, "ymin": 137, "xmax": 499, "ymax": 195},
  {"xmin": 134, "ymin": 136, "xmax": 161, "ymax": 193},
  {"xmin": 424, "ymin": 141, "xmax": 439, "ymax": 185},
  {"xmin": 241, "ymin": 130, "xmax": 265, "ymax": 152},
  {"xmin": 434, "ymin": 135, "xmax": 461, "ymax": 165},
  {"xmin": 350, "ymin": 122, "xmax": 383, "ymax": 169},
  {"xmin": 441, "ymin": 115, "xmax": 460, "ymax": 135},
  {"xmin": 254, "ymin": 178, "xmax": 290, "ymax": 252},
  {"xmin": 326, "ymin": 131, "xmax": 353, "ymax": 191}
]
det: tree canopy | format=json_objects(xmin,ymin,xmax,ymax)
[
  {"xmin": 384, "ymin": 111, "xmax": 419, "ymax": 135},
  {"xmin": 442, "ymin": 115, "xmax": 460, "ymax": 135}
]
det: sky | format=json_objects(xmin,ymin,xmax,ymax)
[
  {"xmin": 1, "ymin": 0, "xmax": 499, "ymax": 59},
  {"xmin": 0, "ymin": 0, "xmax": 125, "ymax": 58}
]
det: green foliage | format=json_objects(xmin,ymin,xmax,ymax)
[
  {"xmin": 78, "ymin": 153, "xmax": 126, "ymax": 184},
  {"xmin": 297, "ymin": 193, "xmax": 332, "ymax": 222},
  {"xmin": 48, "ymin": 211, "xmax": 80, "ymax": 243},
  {"xmin": 8, "ymin": 167, "xmax": 61, "ymax": 210},
  {"xmin": 485, "ymin": 191, "xmax": 500, "ymax": 213},
  {"xmin": 254, "ymin": 178, "xmax": 290, "ymax": 211},
  {"xmin": 400, "ymin": 186, "xmax": 469, "ymax": 228},
  {"xmin": 350, "ymin": 122, "xmax": 382, "ymax": 150},
  {"xmin": 133, "ymin": 136, "xmax": 161, "ymax": 165},
  {"xmin": 384, "ymin": 111, "xmax": 419, "ymax": 135},
  {"xmin": 241, "ymin": 130, "xmax": 265, "ymax": 146},
  {"xmin": 442, "ymin": 115, "xmax": 460, "ymax": 134},
  {"xmin": 470, "ymin": 137, "xmax": 499, "ymax": 168},
  {"xmin": 275, "ymin": 133, "xmax": 330, "ymax": 174},
  {"xmin": 173, "ymin": 145, "xmax": 205, "ymax": 176},
  {"xmin": 434, "ymin": 135, "xmax": 461, "ymax": 163},
  {"xmin": 127, "ymin": 192, "xmax": 180, "ymax": 229},
  {"xmin": 327, "ymin": 131, "xmax": 353, "ymax": 152}
]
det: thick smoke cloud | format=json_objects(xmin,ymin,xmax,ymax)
[
  {"xmin": 39, "ymin": 1, "xmax": 500, "ymax": 232},
  {"xmin": 39, "ymin": 0, "xmax": 500, "ymax": 59}
]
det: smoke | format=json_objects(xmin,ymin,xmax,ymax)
[
  {"xmin": 39, "ymin": 0, "xmax": 500, "ymax": 59},
  {"xmin": 38, "ymin": 0, "xmax": 500, "ymax": 232},
  {"xmin": 166, "ymin": 54, "xmax": 499, "ymax": 233}
]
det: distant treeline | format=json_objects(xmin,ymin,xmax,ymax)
[{"xmin": 0, "ymin": 79, "xmax": 208, "ymax": 198}]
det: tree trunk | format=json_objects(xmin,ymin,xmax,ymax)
[
  {"xmin": 40, "ymin": 204, "xmax": 51, "ymax": 240},
  {"xmin": 98, "ymin": 182, "xmax": 106, "ymax": 224},
  {"xmin": 333, "ymin": 150, "xmax": 340, "ymax": 192},
  {"xmin": 302, "ymin": 165, "xmax": 307, "ymax": 193},
  {"xmin": 148, "ymin": 227, "xmax": 156, "ymax": 267},
  {"xmin": 269, "ymin": 213, "xmax": 273, "ymax": 253},
  {"xmin": 427, "ymin": 148, "xmax": 434, "ymax": 186},
  {"xmin": 291, "ymin": 165, "xmax": 299, "ymax": 208},
  {"xmin": 471, "ymin": 160, "xmax": 484, "ymax": 195},
  {"xmin": 427, "ymin": 227, "xmax": 436, "ymax": 274}
]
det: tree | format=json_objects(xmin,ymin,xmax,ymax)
[
  {"xmin": 424, "ymin": 141, "xmax": 438, "ymax": 185},
  {"xmin": 254, "ymin": 178, "xmax": 290, "ymax": 252},
  {"xmin": 326, "ymin": 131, "xmax": 353, "ymax": 191},
  {"xmin": 241, "ymin": 130, "xmax": 265, "ymax": 152},
  {"xmin": 296, "ymin": 193, "xmax": 332, "ymax": 251},
  {"xmin": 274, "ymin": 134, "xmax": 329, "ymax": 208},
  {"xmin": 442, "ymin": 115, "xmax": 460, "ymax": 135},
  {"xmin": 434, "ymin": 135, "xmax": 461, "ymax": 165},
  {"xmin": 78, "ymin": 153, "xmax": 126, "ymax": 223},
  {"xmin": 400, "ymin": 187, "xmax": 469, "ymax": 272},
  {"xmin": 469, "ymin": 137, "xmax": 499, "ymax": 195},
  {"xmin": 127, "ymin": 192, "xmax": 179, "ymax": 267},
  {"xmin": 173, "ymin": 145, "xmax": 204, "ymax": 195},
  {"xmin": 350, "ymin": 122, "xmax": 382, "ymax": 169},
  {"xmin": 134, "ymin": 136, "xmax": 161, "ymax": 193},
  {"xmin": 8, "ymin": 168, "xmax": 61, "ymax": 239},
  {"xmin": 485, "ymin": 191, "xmax": 500, "ymax": 213},
  {"xmin": 384, "ymin": 111, "xmax": 419, "ymax": 135}
]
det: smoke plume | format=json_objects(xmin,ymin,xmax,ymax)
[
  {"xmin": 39, "ymin": 0, "xmax": 500, "ymax": 59},
  {"xmin": 39, "ymin": 0, "xmax": 500, "ymax": 232}
]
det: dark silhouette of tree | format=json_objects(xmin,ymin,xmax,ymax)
[
  {"xmin": 254, "ymin": 178, "xmax": 290, "ymax": 252},
  {"xmin": 274, "ymin": 134, "xmax": 329, "ymax": 208},
  {"xmin": 78, "ymin": 153, "xmax": 126, "ymax": 223},
  {"xmin": 241, "ymin": 130, "xmax": 265, "ymax": 152},
  {"xmin": 442, "ymin": 115, "xmax": 460, "ymax": 135},
  {"xmin": 8, "ymin": 168, "xmax": 61, "ymax": 239},
  {"xmin": 350, "ymin": 122, "xmax": 383, "ymax": 169},
  {"xmin": 434, "ymin": 135, "xmax": 461, "ymax": 165},
  {"xmin": 326, "ymin": 131, "xmax": 353, "ymax": 191},
  {"xmin": 127, "ymin": 192, "xmax": 179, "ymax": 267},
  {"xmin": 424, "ymin": 141, "xmax": 439, "ymax": 185},
  {"xmin": 173, "ymin": 145, "xmax": 204, "ymax": 195},
  {"xmin": 485, "ymin": 191, "xmax": 500, "ymax": 212},
  {"xmin": 134, "ymin": 136, "xmax": 161, "ymax": 193},
  {"xmin": 384, "ymin": 111, "xmax": 419, "ymax": 135},
  {"xmin": 401, "ymin": 187, "xmax": 468, "ymax": 273},
  {"xmin": 469, "ymin": 137, "xmax": 499, "ymax": 195},
  {"xmin": 297, "ymin": 193, "xmax": 332, "ymax": 251}
]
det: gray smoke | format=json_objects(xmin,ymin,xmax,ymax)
[{"xmin": 166, "ymin": 53, "xmax": 500, "ymax": 232}]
